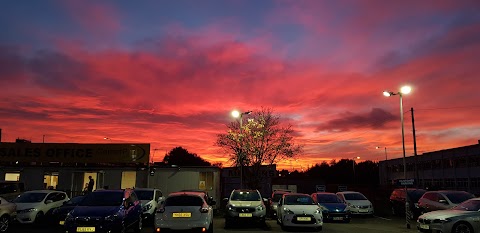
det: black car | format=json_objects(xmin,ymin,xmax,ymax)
[
  {"xmin": 64, "ymin": 189, "xmax": 142, "ymax": 233},
  {"xmin": 51, "ymin": 195, "xmax": 86, "ymax": 226},
  {"xmin": 390, "ymin": 188, "xmax": 426, "ymax": 220}
]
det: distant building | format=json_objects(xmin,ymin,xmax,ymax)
[{"xmin": 379, "ymin": 140, "xmax": 480, "ymax": 195}]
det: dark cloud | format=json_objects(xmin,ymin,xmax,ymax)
[
  {"xmin": 319, "ymin": 108, "xmax": 397, "ymax": 132},
  {"xmin": 0, "ymin": 45, "xmax": 26, "ymax": 80}
]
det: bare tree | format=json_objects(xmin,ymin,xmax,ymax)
[{"xmin": 216, "ymin": 107, "xmax": 303, "ymax": 189}]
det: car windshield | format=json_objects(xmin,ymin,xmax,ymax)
[
  {"xmin": 65, "ymin": 196, "xmax": 85, "ymax": 206},
  {"xmin": 407, "ymin": 190, "xmax": 426, "ymax": 202},
  {"xmin": 231, "ymin": 191, "xmax": 261, "ymax": 201},
  {"xmin": 445, "ymin": 192, "xmax": 475, "ymax": 204},
  {"xmin": 285, "ymin": 195, "xmax": 315, "ymax": 205},
  {"xmin": 165, "ymin": 195, "xmax": 203, "ymax": 206},
  {"xmin": 14, "ymin": 192, "xmax": 47, "ymax": 203},
  {"xmin": 135, "ymin": 190, "xmax": 154, "ymax": 200},
  {"xmin": 79, "ymin": 192, "xmax": 123, "ymax": 206},
  {"xmin": 272, "ymin": 193, "xmax": 284, "ymax": 202},
  {"xmin": 343, "ymin": 193, "xmax": 367, "ymax": 200},
  {"xmin": 452, "ymin": 199, "xmax": 480, "ymax": 211},
  {"xmin": 317, "ymin": 194, "xmax": 342, "ymax": 203}
]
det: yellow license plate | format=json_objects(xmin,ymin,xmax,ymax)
[
  {"xmin": 239, "ymin": 213, "xmax": 252, "ymax": 217},
  {"xmin": 76, "ymin": 227, "xmax": 95, "ymax": 232},
  {"xmin": 59, "ymin": 220, "xmax": 65, "ymax": 225},
  {"xmin": 420, "ymin": 224, "xmax": 429, "ymax": 230},
  {"xmin": 297, "ymin": 217, "xmax": 311, "ymax": 221},
  {"xmin": 173, "ymin": 212, "xmax": 191, "ymax": 218},
  {"xmin": 333, "ymin": 217, "xmax": 343, "ymax": 220}
]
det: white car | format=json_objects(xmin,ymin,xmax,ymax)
[
  {"xmin": 134, "ymin": 188, "xmax": 165, "ymax": 221},
  {"xmin": 14, "ymin": 190, "xmax": 69, "ymax": 224},
  {"xmin": 0, "ymin": 196, "xmax": 16, "ymax": 232},
  {"xmin": 155, "ymin": 191, "xmax": 215, "ymax": 233},
  {"xmin": 336, "ymin": 191, "xmax": 374, "ymax": 216},
  {"xmin": 276, "ymin": 193, "xmax": 323, "ymax": 231}
]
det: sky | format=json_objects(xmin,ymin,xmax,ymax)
[{"xmin": 1, "ymin": 0, "xmax": 480, "ymax": 171}]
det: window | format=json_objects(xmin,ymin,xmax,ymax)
[
  {"xmin": 44, "ymin": 172, "xmax": 58, "ymax": 189},
  {"xmin": 165, "ymin": 195, "xmax": 203, "ymax": 206},
  {"xmin": 121, "ymin": 171, "xmax": 136, "ymax": 189},
  {"xmin": 5, "ymin": 173, "xmax": 20, "ymax": 181}
]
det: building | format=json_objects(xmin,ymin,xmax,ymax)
[{"xmin": 379, "ymin": 140, "xmax": 480, "ymax": 195}]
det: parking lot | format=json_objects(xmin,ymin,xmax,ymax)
[{"xmin": 11, "ymin": 215, "xmax": 418, "ymax": 233}]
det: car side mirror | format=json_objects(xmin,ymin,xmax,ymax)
[
  {"xmin": 439, "ymin": 199, "xmax": 448, "ymax": 204},
  {"xmin": 157, "ymin": 197, "xmax": 162, "ymax": 203},
  {"xmin": 45, "ymin": 200, "xmax": 53, "ymax": 204},
  {"xmin": 223, "ymin": 198, "xmax": 228, "ymax": 202}
]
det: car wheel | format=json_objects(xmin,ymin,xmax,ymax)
[
  {"xmin": 134, "ymin": 215, "xmax": 142, "ymax": 233},
  {"xmin": 34, "ymin": 212, "xmax": 44, "ymax": 225},
  {"xmin": 452, "ymin": 222, "xmax": 474, "ymax": 233},
  {"xmin": 0, "ymin": 215, "xmax": 9, "ymax": 232}
]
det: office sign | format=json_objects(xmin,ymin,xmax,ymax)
[
  {"xmin": 0, "ymin": 142, "xmax": 150, "ymax": 164},
  {"xmin": 316, "ymin": 185, "xmax": 326, "ymax": 192},
  {"xmin": 398, "ymin": 179, "xmax": 415, "ymax": 186}
]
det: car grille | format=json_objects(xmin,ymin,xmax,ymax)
[
  {"xmin": 291, "ymin": 214, "xmax": 316, "ymax": 224},
  {"xmin": 75, "ymin": 216, "xmax": 103, "ymax": 226},
  {"xmin": 234, "ymin": 207, "xmax": 255, "ymax": 213}
]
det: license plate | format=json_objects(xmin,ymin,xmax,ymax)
[
  {"xmin": 172, "ymin": 212, "xmax": 191, "ymax": 218},
  {"xmin": 359, "ymin": 209, "xmax": 368, "ymax": 212},
  {"xmin": 297, "ymin": 217, "xmax": 311, "ymax": 221},
  {"xmin": 239, "ymin": 213, "xmax": 252, "ymax": 217},
  {"xmin": 59, "ymin": 220, "xmax": 65, "ymax": 225},
  {"xmin": 420, "ymin": 224, "xmax": 429, "ymax": 229},
  {"xmin": 333, "ymin": 217, "xmax": 343, "ymax": 220},
  {"xmin": 76, "ymin": 227, "xmax": 95, "ymax": 232}
]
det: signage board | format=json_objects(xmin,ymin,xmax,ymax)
[
  {"xmin": 398, "ymin": 179, "xmax": 415, "ymax": 186},
  {"xmin": 338, "ymin": 185, "xmax": 348, "ymax": 192},
  {"xmin": 0, "ymin": 142, "xmax": 150, "ymax": 164},
  {"xmin": 316, "ymin": 185, "xmax": 326, "ymax": 192}
]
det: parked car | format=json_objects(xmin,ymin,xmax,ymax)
[
  {"xmin": 154, "ymin": 191, "xmax": 215, "ymax": 232},
  {"xmin": 277, "ymin": 193, "xmax": 323, "ymax": 231},
  {"xmin": 269, "ymin": 190, "xmax": 292, "ymax": 218},
  {"xmin": 0, "ymin": 196, "xmax": 16, "ymax": 232},
  {"xmin": 389, "ymin": 188, "xmax": 426, "ymax": 219},
  {"xmin": 134, "ymin": 188, "xmax": 164, "ymax": 222},
  {"xmin": 50, "ymin": 195, "xmax": 86, "ymax": 226},
  {"xmin": 224, "ymin": 189, "xmax": 267, "ymax": 228},
  {"xmin": 0, "ymin": 181, "xmax": 25, "ymax": 202},
  {"xmin": 417, "ymin": 197, "xmax": 480, "ymax": 233},
  {"xmin": 312, "ymin": 192, "xmax": 350, "ymax": 223},
  {"xmin": 14, "ymin": 190, "xmax": 69, "ymax": 224},
  {"xmin": 336, "ymin": 191, "xmax": 374, "ymax": 216},
  {"xmin": 64, "ymin": 189, "xmax": 143, "ymax": 233},
  {"xmin": 417, "ymin": 190, "xmax": 475, "ymax": 214}
]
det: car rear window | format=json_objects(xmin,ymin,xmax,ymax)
[
  {"xmin": 272, "ymin": 193, "xmax": 284, "ymax": 202},
  {"xmin": 344, "ymin": 193, "xmax": 367, "ymax": 200},
  {"xmin": 165, "ymin": 195, "xmax": 203, "ymax": 206},
  {"xmin": 445, "ymin": 192, "xmax": 475, "ymax": 204}
]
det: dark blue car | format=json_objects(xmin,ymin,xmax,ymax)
[
  {"xmin": 64, "ymin": 189, "xmax": 142, "ymax": 233},
  {"xmin": 51, "ymin": 195, "xmax": 86, "ymax": 226},
  {"xmin": 312, "ymin": 192, "xmax": 350, "ymax": 223}
]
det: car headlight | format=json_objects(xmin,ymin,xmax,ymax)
[
  {"xmin": 65, "ymin": 213, "xmax": 74, "ymax": 222},
  {"xmin": 143, "ymin": 203, "xmax": 152, "ymax": 211},
  {"xmin": 227, "ymin": 204, "xmax": 234, "ymax": 211},
  {"xmin": 283, "ymin": 208, "xmax": 295, "ymax": 215},
  {"xmin": 433, "ymin": 218, "xmax": 451, "ymax": 223},
  {"xmin": 104, "ymin": 214, "xmax": 119, "ymax": 222},
  {"xmin": 315, "ymin": 208, "xmax": 322, "ymax": 214},
  {"xmin": 256, "ymin": 205, "xmax": 264, "ymax": 211}
]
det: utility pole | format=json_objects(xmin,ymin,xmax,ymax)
[{"xmin": 411, "ymin": 107, "xmax": 419, "ymax": 188}]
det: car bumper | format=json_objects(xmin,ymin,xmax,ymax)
[
  {"xmin": 64, "ymin": 223, "xmax": 122, "ymax": 233},
  {"xmin": 349, "ymin": 207, "xmax": 374, "ymax": 215},
  {"xmin": 322, "ymin": 212, "xmax": 350, "ymax": 221},
  {"xmin": 282, "ymin": 214, "xmax": 323, "ymax": 228},
  {"xmin": 16, "ymin": 212, "xmax": 37, "ymax": 224},
  {"xmin": 417, "ymin": 221, "xmax": 452, "ymax": 233},
  {"xmin": 155, "ymin": 218, "xmax": 211, "ymax": 230},
  {"xmin": 225, "ymin": 209, "xmax": 266, "ymax": 220}
]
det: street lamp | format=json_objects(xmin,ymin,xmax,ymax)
[
  {"xmin": 231, "ymin": 110, "xmax": 252, "ymax": 189},
  {"xmin": 375, "ymin": 146, "xmax": 388, "ymax": 160},
  {"xmin": 383, "ymin": 85, "xmax": 412, "ymax": 228},
  {"xmin": 103, "ymin": 137, "xmax": 111, "ymax": 141},
  {"xmin": 352, "ymin": 156, "xmax": 360, "ymax": 184}
]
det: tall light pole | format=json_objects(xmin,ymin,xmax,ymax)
[
  {"xmin": 383, "ymin": 85, "xmax": 412, "ymax": 228},
  {"xmin": 352, "ymin": 156, "xmax": 360, "ymax": 184},
  {"xmin": 231, "ymin": 110, "xmax": 252, "ymax": 189},
  {"xmin": 375, "ymin": 146, "xmax": 387, "ymax": 160}
]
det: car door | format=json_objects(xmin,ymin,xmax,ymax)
[
  {"xmin": 434, "ymin": 194, "xmax": 450, "ymax": 211},
  {"xmin": 44, "ymin": 192, "xmax": 60, "ymax": 213}
]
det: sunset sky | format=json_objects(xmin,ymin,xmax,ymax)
[{"xmin": 1, "ymin": 0, "xmax": 479, "ymax": 171}]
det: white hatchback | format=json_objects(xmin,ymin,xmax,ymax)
[
  {"xmin": 276, "ymin": 193, "xmax": 323, "ymax": 231},
  {"xmin": 14, "ymin": 190, "xmax": 69, "ymax": 224},
  {"xmin": 154, "ymin": 191, "xmax": 214, "ymax": 233},
  {"xmin": 336, "ymin": 191, "xmax": 374, "ymax": 216}
]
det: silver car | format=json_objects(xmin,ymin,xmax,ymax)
[
  {"xmin": 224, "ymin": 189, "xmax": 267, "ymax": 228},
  {"xmin": 276, "ymin": 193, "xmax": 323, "ymax": 231},
  {"xmin": 417, "ymin": 197, "xmax": 480, "ymax": 233},
  {"xmin": 154, "ymin": 191, "xmax": 214, "ymax": 232},
  {"xmin": 0, "ymin": 197, "xmax": 16, "ymax": 232},
  {"xmin": 418, "ymin": 190, "xmax": 475, "ymax": 214}
]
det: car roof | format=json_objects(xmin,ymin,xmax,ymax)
[
  {"xmin": 313, "ymin": 192, "xmax": 336, "ymax": 195},
  {"xmin": 93, "ymin": 189, "xmax": 124, "ymax": 193},
  {"xmin": 283, "ymin": 193, "xmax": 310, "ymax": 197},
  {"xmin": 134, "ymin": 188, "xmax": 159, "ymax": 191},
  {"xmin": 336, "ymin": 191, "xmax": 361, "ymax": 194},
  {"xmin": 23, "ymin": 190, "xmax": 63, "ymax": 194},
  {"xmin": 169, "ymin": 191, "xmax": 205, "ymax": 197},
  {"xmin": 427, "ymin": 190, "xmax": 470, "ymax": 194}
]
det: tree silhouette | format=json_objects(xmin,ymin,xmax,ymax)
[{"xmin": 162, "ymin": 147, "xmax": 211, "ymax": 166}]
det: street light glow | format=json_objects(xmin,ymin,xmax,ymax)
[
  {"xmin": 231, "ymin": 110, "xmax": 240, "ymax": 118},
  {"xmin": 383, "ymin": 91, "xmax": 392, "ymax": 97},
  {"xmin": 400, "ymin": 86, "xmax": 412, "ymax": 95}
]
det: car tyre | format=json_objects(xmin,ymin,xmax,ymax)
[
  {"xmin": 452, "ymin": 222, "xmax": 474, "ymax": 233},
  {"xmin": 134, "ymin": 215, "xmax": 142, "ymax": 233},
  {"xmin": 34, "ymin": 212, "xmax": 44, "ymax": 226},
  {"xmin": 0, "ymin": 215, "xmax": 10, "ymax": 232}
]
